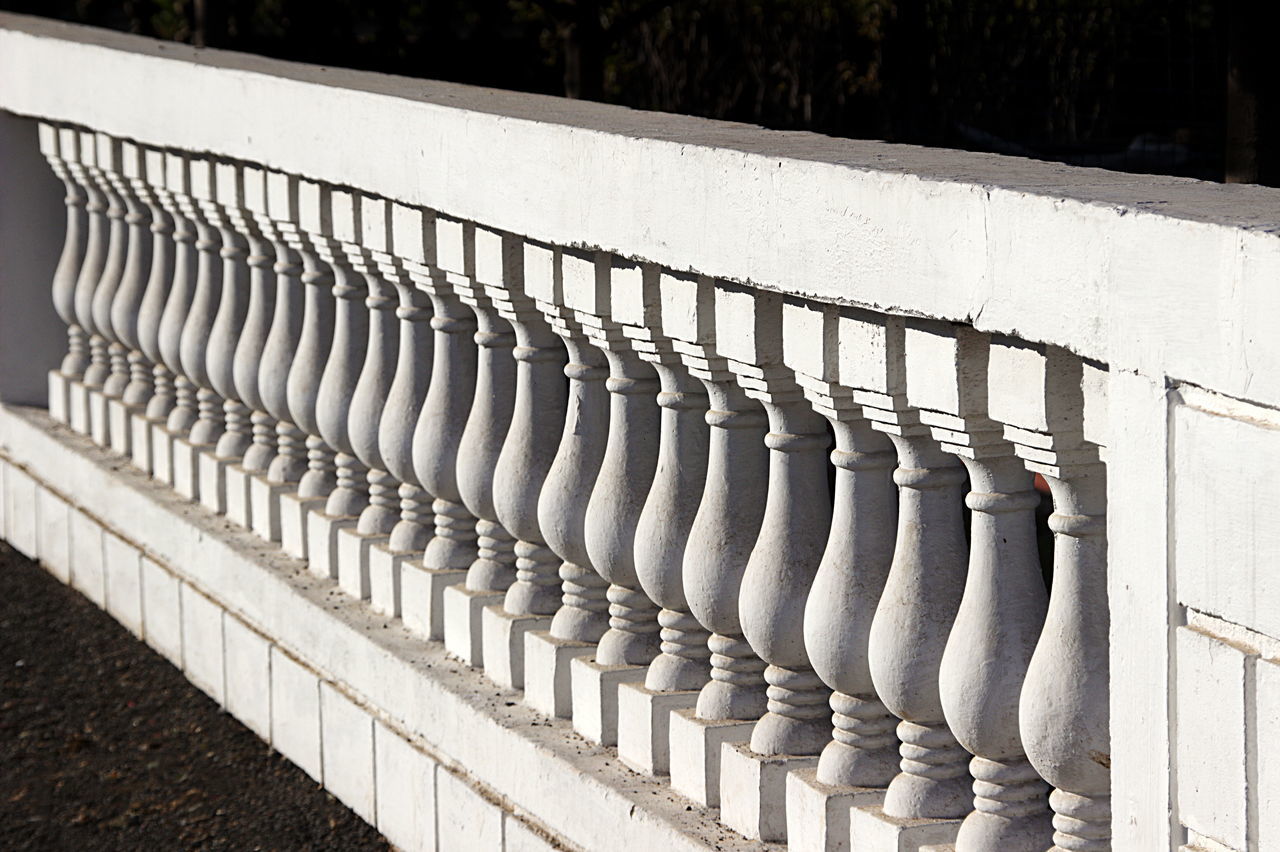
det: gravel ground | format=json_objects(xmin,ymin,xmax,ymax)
[{"xmin": 0, "ymin": 540, "xmax": 391, "ymax": 851}]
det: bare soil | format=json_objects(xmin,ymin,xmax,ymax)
[{"xmin": 0, "ymin": 541, "xmax": 391, "ymax": 851}]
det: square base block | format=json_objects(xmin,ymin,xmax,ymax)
[
  {"xmin": 307, "ymin": 511, "xmax": 357, "ymax": 580},
  {"xmin": 171, "ymin": 437, "xmax": 202, "ymax": 501},
  {"xmin": 130, "ymin": 412, "xmax": 155, "ymax": 474},
  {"xmin": 279, "ymin": 491, "xmax": 321, "ymax": 555},
  {"xmin": 570, "ymin": 657, "xmax": 647, "ymax": 747},
  {"xmin": 847, "ymin": 804, "xmax": 961, "ymax": 852},
  {"xmin": 442, "ymin": 584, "xmax": 504, "ymax": 667},
  {"xmin": 480, "ymin": 606, "xmax": 551, "ymax": 690},
  {"xmin": 402, "ymin": 561, "xmax": 467, "ymax": 642},
  {"xmin": 150, "ymin": 423, "xmax": 176, "ymax": 484},
  {"xmin": 720, "ymin": 741, "xmax": 819, "ymax": 842},
  {"xmin": 224, "ymin": 465, "xmax": 253, "ymax": 527},
  {"xmin": 89, "ymin": 390, "xmax": 110, "ymax": 447},
  {"xmin": 48, "ymin": 371, "xmax": 69, "ymax": 424},
  {"xmin": 336, "ymin": 526, "xmax": 387, "ymax": 600},
  {"xmin": 107, "ymin": 399, "xmax": 134, "ymax": 456},
  {"xmin": 68, "ymin": 380, "xmax": 90, "ymax": 434},
  {"xmin": 523, "ymin": 631, "xmax": 596, "ymax": 719},
  {"xmin": 198, "ymin": 451, "xmax": 230, "ymax": 515},
  {"xmin": 786, "ymin": 768, "xmax": 885, "ymax": 852},
  {"xmin": 668, "ymin": 709, "xmax": 755, "ymax": 807},
  {"xmin": 250, "ymin": 479, "xmax": 299, "ymax": 545},
  {"xmin": 617, "ymin": 683, "xmax": 699, "ymax": 776},
  {"xmin": 368, "ymin": 544, "xmax": 408, "ymax": 617}
]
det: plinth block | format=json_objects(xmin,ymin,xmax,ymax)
[
  {"xmin": 368, "ymin": 544, "xmax": 409, "ymax": 617},
  {"xmin": 443, "ymin": 585, "xmax": 504, "ymax": 668},
  {"xmin": 130, "ymin": 413, "xmax": 155, "ymax": 474},
  {"xmin": 150, "ymin": 423, "xmax": 175, "ymax": 484},
  {"xmin": 198, "ymin": 452, "xmax": 230, "ymax": 515},
  {"xmin": 523, "ymin": 631, "xmax": 596, "ymax": 719},
  {"xmin": 171, "ymin": 437, "xmax": 201, "ymax": 501},
  {"xmin": 89, "ymin": 391, "xmax": 110, "ymax": 447},
  {"xmin": 107, "ymin": 399, "xmax": 133, "ymax": 456},
  {"xmin": 569, "ymin": 657, "xmax": 646, "ymax": 747},
  {"xmin": 617, "ymin": 683, "xmax": 698, "ymax": 776},
  {"xmin": 307, "ymin": 511, "xmax": 357, "ymax": 580},
  {"xmin": 48, "ymin": 371, "xmax": 69, "ymax": 424},
  {"xmin": 719, "ymin": 741, "xmax": 818, "ymax": 842},
  {"xmin": 277, "ymin": 491, "xmax": 323, "ymax": 556},
  {"xmin": 668, "ymin": 708, "xmax": 755, "ymax": 807},
  {"xmin": 480, "ymin": 606, "xmax": 550, "ymax": 690},
  {"xmin": 68, "ymin": 380, "xmax": 90, "ymax": 434},
  {"xmin": 846, "ymin": 804, "xmax": 961, "ymax": 852},
  {"xmin": 224, "ymin": 465, "xmax": 253, "ymax": 527},
  {"xmin": 336, "ymin": 526, "xmax": 387, "ymax": 601},
  {"xmin": 402, "ymin": 561, "xmax": 466, "ymax": 642},
  {"xmin": 786, "ymin": 767, "xmax": 884, "ymax": 852}
]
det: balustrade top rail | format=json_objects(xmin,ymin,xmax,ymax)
[{"xmin": 1, "ymin": 9, "xmax": 1278, "ymax": 411}]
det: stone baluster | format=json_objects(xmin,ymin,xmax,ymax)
[
  {"xmin": 253, "ymin": 172, "xmax": 318, "ymax": 547},
  {"xmin": 520, "ymin": 286, "xmax": 610, "ymax": 718},
  {"xmin": 220, "ymin": 167, "xmax": 280, "ymax": 527},
  {"xmin": 38, "ymin": 124, "xmax": 88, "ymax": 425},
  {"xmin": 556, "ymin": 252, "xmax": 662, "ymax": 749},
  {"xmin": 83, "ymin": 133, "xmax": 129, "ymax": 447},
  {"xmin": 169, "ymin": 157, "xmax": 228, "ymax": 501},
  {"xmin": 479, "ymin": 241, "xmax": 568, "ymax": 690},
  {"xmin": 65, "ymin": 130, "xmax": 110, "ymax": 435},
  {"xmin": 197, "ymin": 162, "xmax": 253, "ymax": 514},
  {"xmin": 399, "ymin": 214, "xmax": 481, "ymax": 642},
  {"xmin": 662, "ymin": 276, "xmax": 772, "ymax": 810},
  {"xmin": 102, "ymin": 141, "xmax": 154, "ymax": 456},
  {"xmin": 149, "ymin": 151, "xmax": 199, "ymax": 485},
  {"xmin": 333, "ymin": 195, "xmax": 403, "ymax": 601},
  {"xmin": 616, "ymin": 267, "xmax": 713, "ymax": 776},
  {"xmin": 121, "ymin": 146, "xmax": 171, "ymax": 473},
  {"xmin": 717, "ymin": 288, "xmax": 834, "ymax": 844},
  {"xmin": 777, "ymin": 300, "xmax": 902, "ymax": 852},
  {"xmin": 988, "ymin": 341, "xmax": 1111, "ymax": 852},
  {"xmin": 366, "ymin": 203, "xmax": 437, "ymax": 618},
  {"xmin": 305, "ymin": 185, "xmax": 370, "ymax": 580},
  {"xmin": 846, "ymin": 315, "xmax": 974, "ymax": 848},
  {"xmin": 443, "ymin": 226, "xmax": 520, "ymax": 666}
]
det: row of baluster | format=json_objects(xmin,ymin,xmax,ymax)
[{"xmin": 36, "ymin": 122, "xmax": 1110, "ymax": 852}]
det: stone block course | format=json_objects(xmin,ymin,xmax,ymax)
[
  {"xmin": 5, "ymin": 463, "xmax": 39, "ymax": 560},
  {"xmin": 102, "ymin": 531, "xmax": 143, "ymax": 637},
  {"xmin": 436, "ymin": 768, "xmax": 504, "ymax": 852},
  {"xmin": 180, "ymin": 583, "xmax": 225, "ymax": 703},
  {"xmin": 140, "ymin": 556, "xmax": 183, "ymax": 665},
  {"xmin": 321, "ymin": 683, "xmax": 377, "ymax": 825},
  {"xmin": 223, "ymin": 614, "xmax": 272, "ymax": 741},
  {"xmin": 270, "ymin": 647, "xmax": 322, "ymax": 784},
  {"xmin": 35, "ymin": 486, "xmax": 70, "ymax": 582},
  {"xmin": 69, "ymin": 508, "xmax": 104, "ymax": 606},
  {"xmin": 375, "ymin": 722, "xmax": 437, "ymax": 852}
]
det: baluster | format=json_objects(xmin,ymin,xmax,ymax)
[
  {"xmin": 334, "ymin": 195, "xmax": 402, "ymax": 601},
  {"xmin": 305, "ymin": 186, "xmax": 370, "ymax": 580},
  {"xmin": 617, "ymin": 266, "xmax": 713, "ymax": 776},
  {"xmin": 198, "ymin": 162, "xmax": 253, "ymax": 514},
  {"xmin": 479, "ymin": 241, "xmax": 568, "ymax": 690},
  {"xmin": 252, "ymin": 172, "xmax": 317, "ymax": 546},
  {"xmin": 124, "ymin": 147, "xmax": 171, "ymax": 473},
  {"xmin": 845, "ymin": 316, "xmax": 974, "ymax": 848},
  {"xmin": 100, "ymin": 141, "xmax": 153, "ymax": 456},
  {"xmin": 443, "ymin": 226, "xmax": 520, "ymax": 666},
  {"xmin": 84, "ymin": 134, "xmax": 128, "ymax": 447},
  {"xmin": 66, "ymin": 130, "xmax": 109, "ymax": 434},
  {"xmin": 367, "ymin": 203, "xmax": 436, "ymax": 618},
  {"xmin": 715, "ymin": 286, "xmax": 833, "ymax": 844},
  {"xmin": 988, "ymin": 340, "xmax": 1111, "ymax": 852},
  {"xmin": 781, "ymin": 299, "xmax": 900, "ymax": 852},
  {"xmin": 398, "ymin": 216, "xmax": 481, "ymax": 641},
  {"xmin": 170, "ymin": 157, "xmax": 227, "ymax": 501},
  {"xmin": 38, "ymin": 124, "xmax": 88, "ymax": 425},
  {"xmin": 521, "ymin": 303, "xmax": 609, "ymax": 717},
  {"xmin": 150, "ymin": 151, "xmax": 198, "ymax": 485},
  {"xmin": 558, "ymin": 253, "xmax": 663, "ymax": 749},
  {"xmin": 221, "ymin": 167, "xmax": 278, "ymax": 526}
]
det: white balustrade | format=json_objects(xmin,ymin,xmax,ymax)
[{"xmin": 24, "ymin": 99, "xmax": 1135, "ymax": 852}]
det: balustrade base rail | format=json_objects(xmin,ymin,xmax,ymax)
[{"xmin": 0, "ymin": 403, "xmax": 765, "ymax": 852}]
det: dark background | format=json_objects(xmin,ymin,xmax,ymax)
[{"xmin": 3, "ymin": 0, "xmax": 1277, "ymax": 184}]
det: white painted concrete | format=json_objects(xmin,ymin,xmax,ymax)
[
  {"xmin": 321, "ymin": 683, "xmax": 377, "ymax": 825},
  {"xmin": 223, "ymin": 614, "xmax": 272, "ymax": 741}
]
